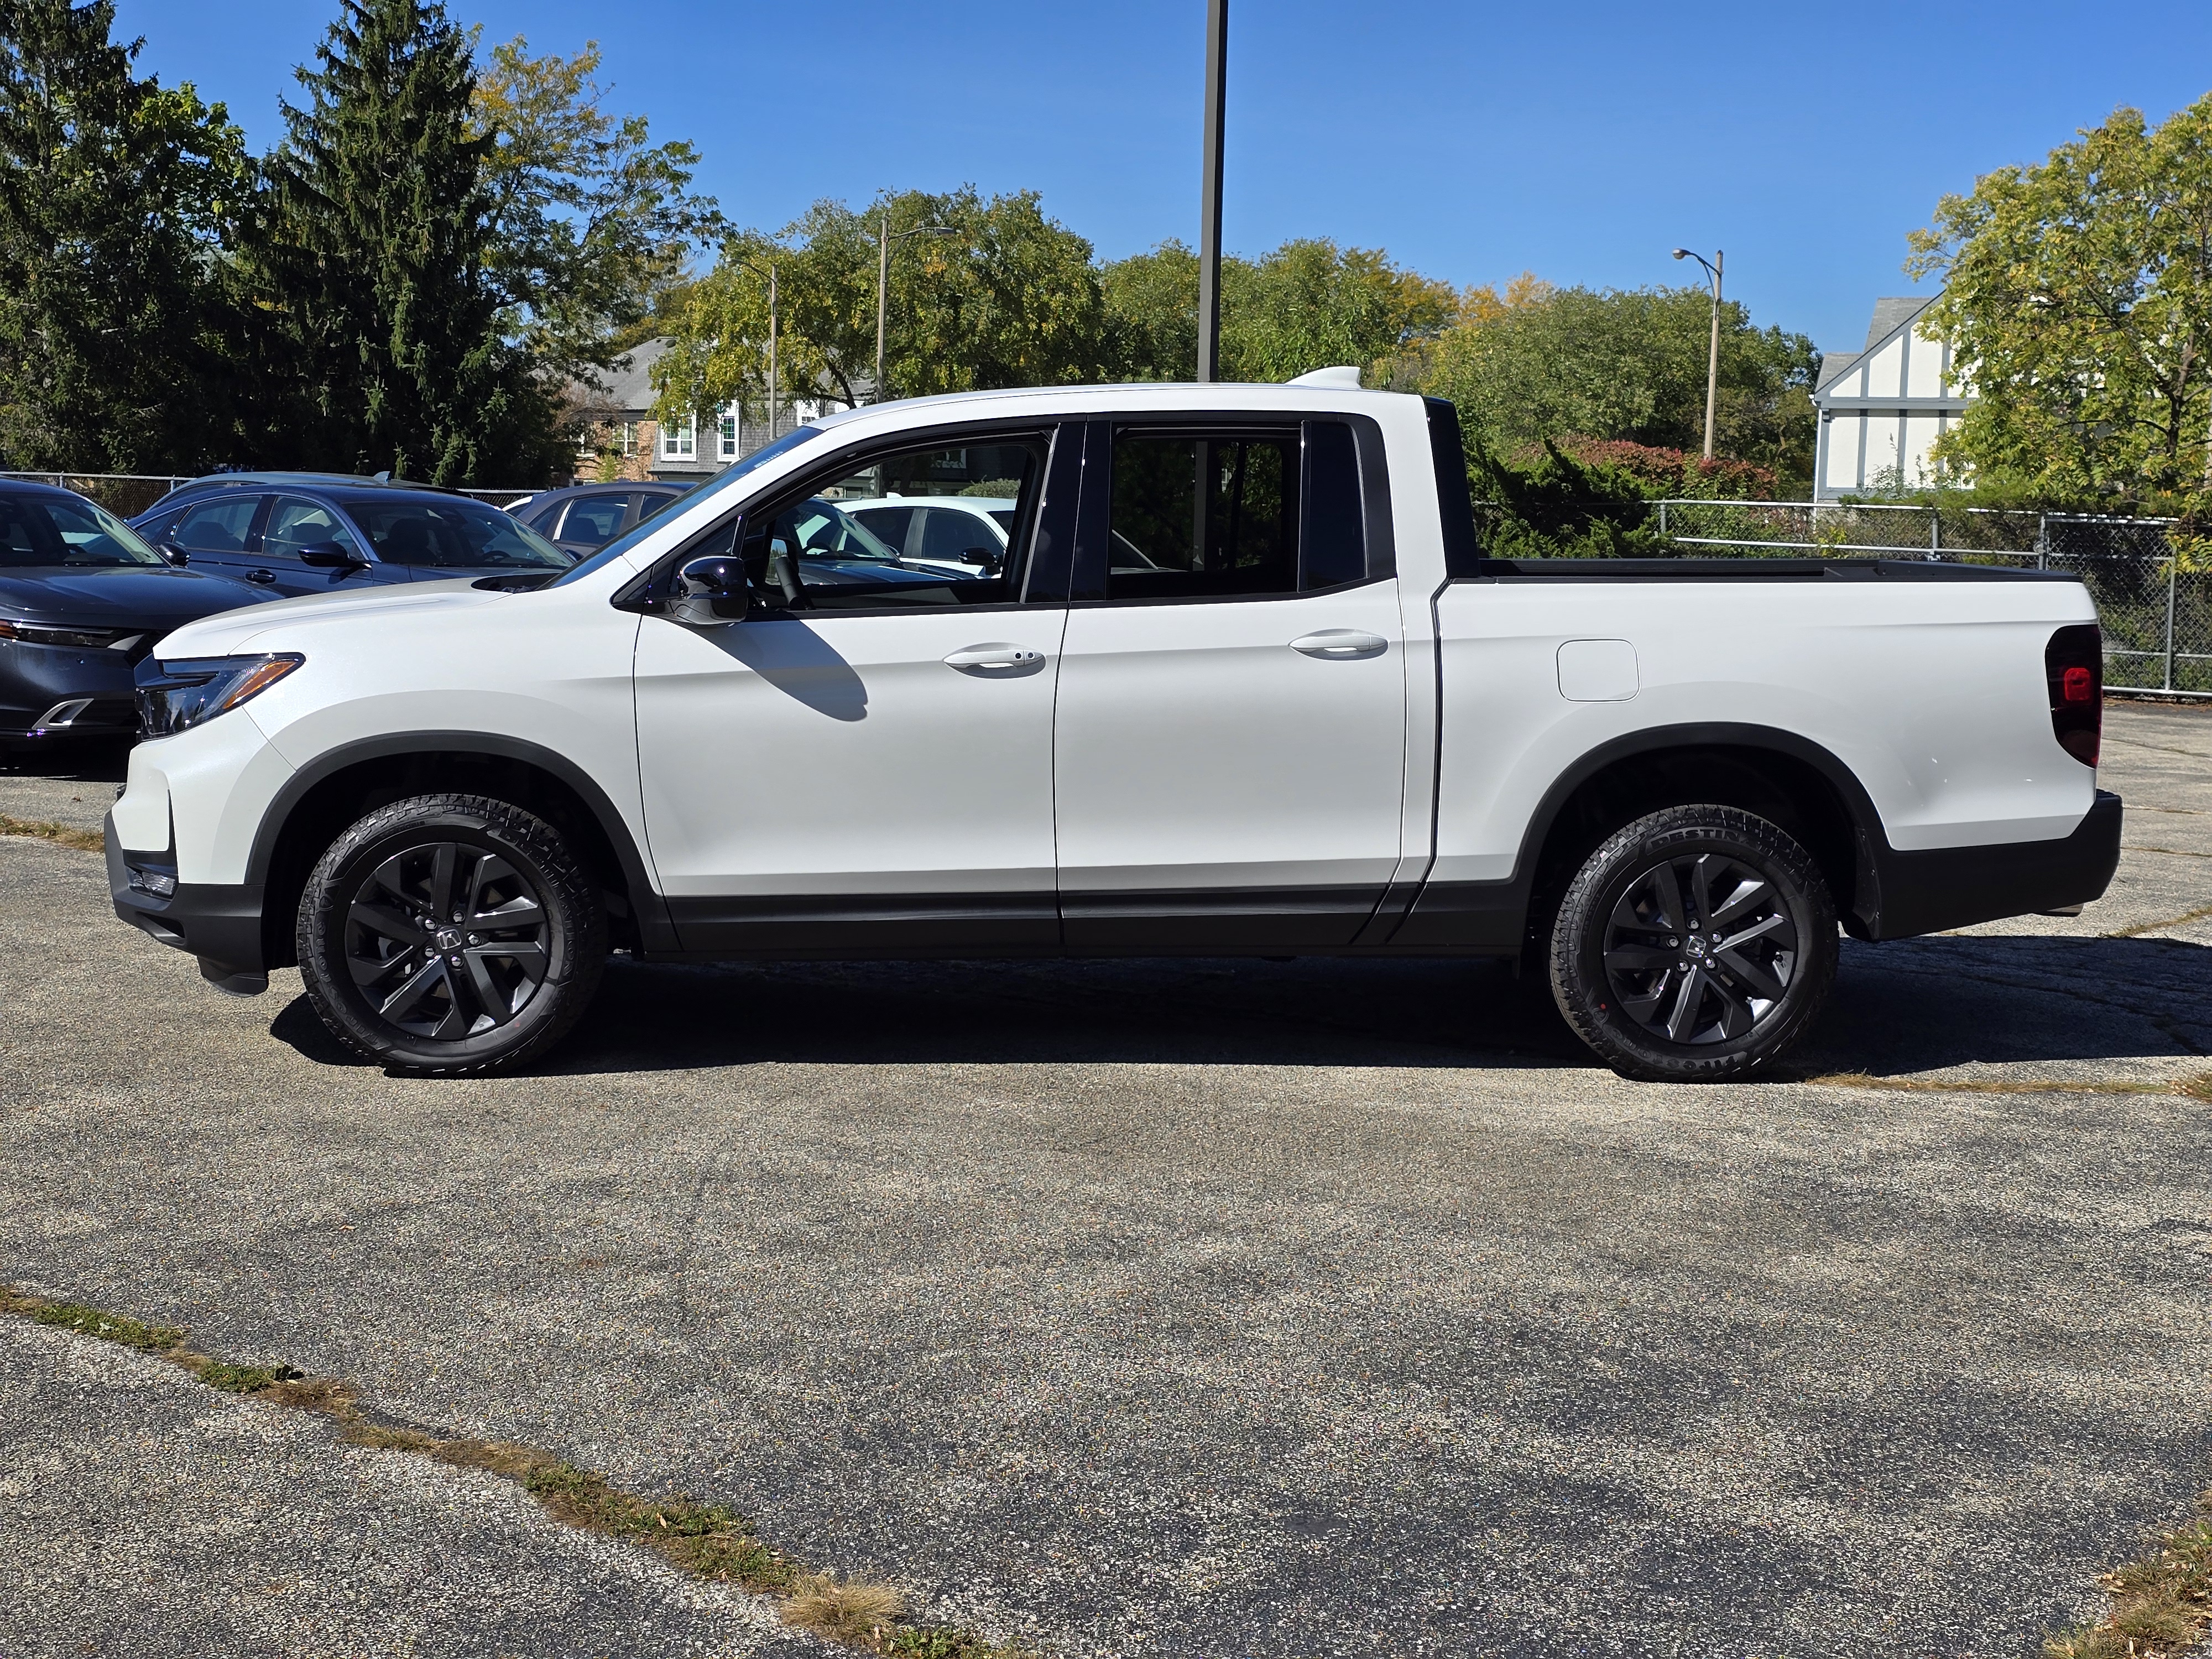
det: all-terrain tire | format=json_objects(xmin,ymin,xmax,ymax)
[
  {"xmin": 1549, "ymin": 805, "xmax": 1838, "ymax": 1083},
  {"xmin": 298, "ymin": 792, "xmax": 605, "ymax": 1076}
]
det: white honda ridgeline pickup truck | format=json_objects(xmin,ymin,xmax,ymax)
[{"xmin": 107, "ymin": 375, "xmax": 2120, "ymax": 1082}]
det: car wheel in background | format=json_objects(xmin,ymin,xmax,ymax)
[
  {"xmin": 1548, "ymin": 805, "xmax": 1838, "ymax": 1083},
  {"xmin": 297, "ymin": 792, "xmax": 604, "ymax": 1075}
]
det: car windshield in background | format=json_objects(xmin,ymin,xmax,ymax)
[
  {"xmin": 550, "ymin": 423, "xmax": 825, "ymax": 588},
  {"xmin": 334, "ymin": 496, "xmax": 570, "ymax": 570},
  {"xmin": 0, "ymin": 492, "xmax": 168, "ymax": 568}
]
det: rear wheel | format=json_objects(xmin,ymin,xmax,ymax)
[
  {"xmin": 298, "ymin": 792, "xmax": 604, "ymax": 1075},
  {"xmin": 1548, "ymin": 805, "xmax": 1837, "ymax": 1082}
]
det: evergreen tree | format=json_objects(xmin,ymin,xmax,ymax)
[
  {"xmin": 249, "ymin": 0, "xmax": 556, "ymax": 482},
  {"xmin": 0, "ymin": 0, "xmax": 247, "ymax": 470}
]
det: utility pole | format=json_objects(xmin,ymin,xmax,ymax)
[
  {"xmin": 1196, "ymin": 0, "xmax": 1228, "ymax": 382},
  {"xmin": 877, "ymin": 215, "xmax": 957, "ymax": 403},
  {"xmin": 1672, "ymin": 246, "xmax": 1723, "ymax": 460}
]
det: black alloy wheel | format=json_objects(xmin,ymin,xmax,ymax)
[
  {"xmin": 345, "ymin": 841, "xmax": 550, "ymax": 1039},
  {"xmin": 1549, "ymin": 805, "xmax": 1838, "ymax": 1083},
  {"xmin": 298, "ymin": 793, "xmax": 604, "ymax": 1074},
  {"xmin": 1602, "ymin": 849, "xmax": 1798, "ymax": 1044}
]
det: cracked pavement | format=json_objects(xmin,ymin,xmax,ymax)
[{"xmin": 2, "ymin": 702, "xmax": 2209, "ymax": 1657}]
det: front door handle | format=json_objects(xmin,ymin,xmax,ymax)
[
  {"xmin": 1290, "ymin": 629, "xmax": 1386, "ymax": 659},
  {"xmin": 244, "ymin": 569, "xmax": 278, "ymax": 585},
  {"xmin": 943, "ymin": 643, "xmax": 1046, "ymax": 672}
]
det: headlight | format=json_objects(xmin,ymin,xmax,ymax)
[{"xmin": 134, "ymin": 653, "xmax": 303, "ymax": 738}]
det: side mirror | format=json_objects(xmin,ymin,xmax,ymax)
[
  {"xmin": 297, "ymin": 541, "xmax": 368, "ymax": 570},
  {"xmin": 160, "ymin": 542, "xmax": 189, "ymax": 567},
  {"xmin": 671, "ymin": 554, "xmax": 750, "ymax": 627}
]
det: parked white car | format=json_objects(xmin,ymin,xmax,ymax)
[
  {"xmin": 841, "ymin": 493, "xmax": 1019, "ymax": 576},
  {"xmin": 108, "ymin": 374, "xmax": 2119, "ymax": 1082}
]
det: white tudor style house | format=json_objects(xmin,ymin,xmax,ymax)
[
  {"xmin": 570, "ymin": 338, "xmax": 828, "ymax": 484},
  {"xmin": 1811, "ymin": 295, "xmax": 1974, "ymax": 500}
]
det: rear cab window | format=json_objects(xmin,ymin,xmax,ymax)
[{"xmin": 1088, "ymin": 418, "xmax": 1376, "ymax": 602}]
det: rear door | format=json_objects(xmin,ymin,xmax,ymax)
[{"xmin": 1051, "ymin": 418, "xmax": 1408, "ymax": 949}]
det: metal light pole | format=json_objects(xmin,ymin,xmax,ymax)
[
  {"xmin": 1671, "ymin": 247, "xmax": 1723, "ymax": 461},
  {"xmin": 739, "ymin": 256, "xmax": 779, "ymax": 441},
  {"xmin": 1197, "ymin": 0, "xmax": 1228, "ymax": 381},
  {"xmin": 876, "ymin": 216, "xmax": 957, "ymax": 404}
]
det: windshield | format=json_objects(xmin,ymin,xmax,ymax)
[
  {"xmin": 550, "ymin": 423, "xmax": 825, "ymax": 587},
  {"xmin": 0, "ymin": 492, "xmax": 168, "ymax": 568},
  {"xmin": 333, "ymin": 495, "xmax": 570, "ymax": 569}
]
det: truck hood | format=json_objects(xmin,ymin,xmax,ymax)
[{"xmin": 152, "ymin": 578, "xmax": 504, "ymax": 658}]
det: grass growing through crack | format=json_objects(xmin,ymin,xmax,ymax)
[
  {"xmin": 1811, "ymin": 1071, "xmax": 2212, "ymax": 1100},
  {"xmin": 0, "ymin": 813, "xmax": 102, "ymax": 852},
  {"xmin": 0, "ymin": 1282, "xmax": 1027, "ymax": 1657},
  {"xmin": 2045, "ymin": 1497, "xmax": 2212, "ymax": 1657}
]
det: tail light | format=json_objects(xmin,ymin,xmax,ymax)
[{"xmin": 2044, "ymin": 623, "xmax": 2102, "ymax": 767}]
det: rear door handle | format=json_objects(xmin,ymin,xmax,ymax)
[
  {"xmin": 244, "ymin": 569, "xmax": 278, "ymax": 585},
  {"xmin": 1290, "ymin": 629, "xmax": 1387, "ymax": 659},
  {"xmin": 943, "ymin": 643, "xmax": 1046, "ymax": 672}
]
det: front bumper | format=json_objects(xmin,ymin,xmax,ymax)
[
  {"xmin": 0, "ymin": 640, "xmax": 140, "ymax": 738},
  {"xmin": 1859, "ymin": 788, "xmax": 2124, "ymax": 940},
  {"xmin": 106, "ymin": 814, "xmax": 269, "ymax": 993}
]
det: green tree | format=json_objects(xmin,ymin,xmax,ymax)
[
  {"xmin": 1418, "ymin": 282, "xmax": 1820, "ymax": 491},
  {"xmin": 1101, "ymin": 236, "xmax": 1455, "ymax": 383},
  {"xmin": 0, "ymin": 0, "xmax": 248, "ymax": 470},
  {"xmin": 656, "ymin": 186, "xmax": 1105, "ymax": 427},
  {"xmin": 1907, "ymin": 95, "xmax": 2212, "ymax": 508},
  {"xmin": 1468, "ymin": 437, "xmax": 1664, "ymax": 559},
  {"xmin": 470, "ymin": 35, "xmax": 721, "ymax": 385},
  {"xmin": 246, "ymin": 0, "xmax": 555, "ymax": 483}
]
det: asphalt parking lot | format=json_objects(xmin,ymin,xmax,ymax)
[{"xmin": 3, "ymin": 703, "xmax": 2210, "ymax": 1659}]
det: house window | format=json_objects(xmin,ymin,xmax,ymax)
[
  {"xmin": 661, "ymin": 415, "xmax": 695, "ymax": 461},
  {"xmin": 619, "ymin": 421, "xmax": 638, "ymax": 457},
  {"xmin": 719, "ymin": 404, "xmax": 738, "ymax": 460}
]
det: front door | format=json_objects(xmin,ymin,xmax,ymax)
[
  {"xmin": 634, "ymin": 428, "xmax": 1071, "ymax": 953},
  {"xmin": 253, "ymin": 495, "xmax": 403, "ymax": 596},
  {"xmin": 1052, "ymin": 419, "xmax": 1410, "ymax": 949}
]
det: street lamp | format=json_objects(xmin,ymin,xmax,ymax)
[
  {"xmin": 1671, "ymin": 247, "xmax": 1723, "ymax": 461},
  {"xmin": 876, "ymin": 216, "xmax": 958, "ymax": 403},
  {"xmin": 737, "ymin": 255, "xmax": 778, "ymax": 441}
]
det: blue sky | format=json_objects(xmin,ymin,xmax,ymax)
[{"xmin": 113, "ymin": 0, "xmax": 2212, "ymax": 354}]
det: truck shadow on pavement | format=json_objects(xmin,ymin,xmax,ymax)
[{"xmin": 268, "ymin": 930, "xmax": 2211, "ymax": 1079}]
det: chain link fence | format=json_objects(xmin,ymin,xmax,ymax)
[{"xmin": 1640, "ymin": 500, "xmax": 2209, "ymax": 699}]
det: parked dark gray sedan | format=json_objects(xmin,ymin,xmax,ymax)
[{"xmin": 0, "ymin": 483, "xmax": 275, "ymax": 744}]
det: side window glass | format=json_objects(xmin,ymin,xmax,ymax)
[
  {"xmin": 173, "ymin": 496, "xmax": 262, "ymax": 553},
  {"xmin": 915, "ymin": 506, "xmax": 1004, "ymax": 571},
  {"xmin": 637, "ymin": 492, "xmax": 678, "ymax": 524},
  {"xmin": 559, "ymin": 494, "xmax": 630, "ymax": 548},
  {"xmin": 264, "ymin": 497, "xmax": 365, "ymax": 560},
  {"xmin": 1300, "ymin": 421, "xmax": 1367, "ymax": 590},
  {"xmin": 1107, "ymin": 431, "xmax": 1298, "ymax": 600},
  {"xmin": 739, "ymin": 437, "xmax": 1046, "ymax": 612},
  {"xmin": 849, "ymin": 504, "xmax": 914, "ymax": 554}
]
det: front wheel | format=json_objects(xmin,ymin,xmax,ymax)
[
  {"xmin": 1549, "ymin": 805, "xmax": 1838, "ymax": 1083},
  {"xmin": 298, "ymin": 792, "xmax": 605, "ymax": 1076}
]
